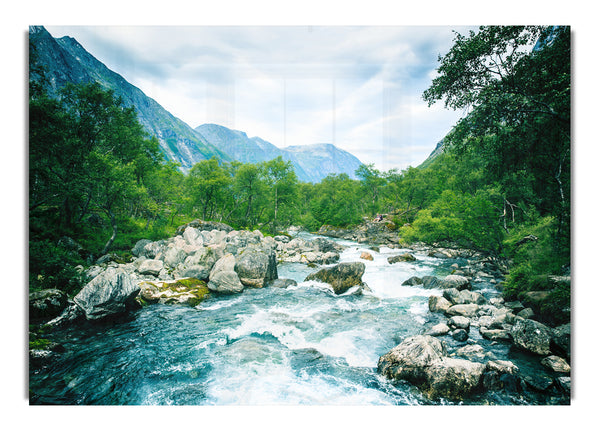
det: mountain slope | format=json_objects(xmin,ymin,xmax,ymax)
[{"xmin": 29, "ymin": 26, "xmax": 230, "ymax": 170}]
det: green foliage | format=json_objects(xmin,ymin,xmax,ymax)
[{"xmin": 29, "ymin": 240, "xmax": 85, "ymax": 295}]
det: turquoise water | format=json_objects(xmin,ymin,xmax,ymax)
[{"xmin": 29, "ymin": 235, "xmax": 565, "ymax": 405}]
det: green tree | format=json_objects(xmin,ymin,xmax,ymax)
[
  {"xmin": 423, "ymin": 26, "xmax": 570, "ymax": 240},
  {"xmin": 355, "ymin": 163, "xmax": 386, "ymax": 216},
  {"xmin": 231, "ymin": 162, "xmax": 267, "ymax": 228},
  {"xmin": 262, "ymin": 156, "xmax": 298, "ymax": 233},
  {"xmin": 185, "ymin": 157, "xmax": 232, "ymax": 221}
]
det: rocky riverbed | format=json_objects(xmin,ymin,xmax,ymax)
[{"xmin": 29, "ymin": 220, "xmax": 570, "ymax": 405}]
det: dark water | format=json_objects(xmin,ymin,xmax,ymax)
[{"xmin": 29, "ymin": 235, "xmax": 568, "ymax": 405}]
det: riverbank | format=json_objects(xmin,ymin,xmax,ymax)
[{"xmin": 29, "ymin": 220, "xmax": 570, "ymax": 405}]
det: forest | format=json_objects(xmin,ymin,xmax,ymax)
[{"xmin": 29, "ymin": 26, "xmax": 570, "ymax": 322}]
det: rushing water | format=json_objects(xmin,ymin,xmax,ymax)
[{"xmin": 29, "ymin": 233, "xmax": 566, "ymax": 405}]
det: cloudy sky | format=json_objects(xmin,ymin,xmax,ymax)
[{"xmin": 45, "ymin": 25, "xmax": 475, "ymax": 171}]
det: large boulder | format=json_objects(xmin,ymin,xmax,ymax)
[
  {"xmin": 510, "ymin": 318, "xmax": 553, "ymax": 356},
  {"xmin": 305, "ymin": 262, "xmax": 366, "ymax": 295},
  {"xmin": 73, "ymin": 267, "xmax": 140, "ymax": 320},
  {"xmin": 131, "ymin": 239, "xmax": 152, "ymax": 257},
  {"xmin": 175, "ymin": 246, "xmax": 220, "ymax": 280},
  {"xmin": 377, "ymin": 335, "xmax": 447, "ymax": 384},
  {"xmin": 138, "ymin": 278, "xmax": 210, "ymax": 306},
  {"xmin": 429, "ymin": 295, "xmax": 452, "ymax": 313},
  {"xmin": 424, "ymin": 358, "xmax": 486, "ymax": 399},
  {"xmin": 29, "ymin": 289, "xmax": 68, "ymax": 319},
  {"xmin": 234, "ymin": 246, "xmax": 278, "ymax": 288},
  {"xmin": 440, "ymin": 274, "xmax": 472, "ymax": 290},
  {"xmin": 208, "ymin": 253, "xmax": 244, "ymax": 294}
]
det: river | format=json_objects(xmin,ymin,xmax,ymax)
[{"xmin": 29, "ymin": 232, "xmax": 565, "ymax": 405}]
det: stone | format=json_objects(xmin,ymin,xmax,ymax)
[
  {"xmin": 234, "ymin": 246, "xmax": 278, "ymax": 288},
  {"xmin": 425, "ymin": 323, "xmax": 450, "ymax": 336},
  {"xmin": 176, "ymin": 247, "xmax": 219, "ymax": 280},
  {"xmin": 541, "ymin": 355, "xmax": 570, "ymax": 373},
  {"xmin": 207, "ymin": 271, "xmax": 244, "ymax": 294},
  {"xmin": 164, "ymin": 246, "xmax": 188, "ymax": 268},
  {"xmin": 422, "ymin": 276, "xmax": 441, "ymax": 289},
  {"xmin": 402, "ymin": 276, "xmax": 423, "ymax": 286},
  {"xmin": 479, "ymin": 327, "xmax": 512, "ymax": 341},
  {"xmin": 29, "ymin": 289, "xmax": 68, "ymax": 319},
  {"xmin": 482, "ymin": 360, "xmax": 520, "ymax": 391},
  {"xmin": 551, "ymin": 323, "xmax": 571, "ymax": 359},
  {"xmin": 73, "ymin": 267, "xmax": 140, "ymax": 320},
  {"xmin": 446, "ymin": 304, "xmax": 480, "ymax": 318},
  {"xmin": 448, "ymin": 315, "xmax": 470, "ymax": 330},
  {"xmin": 305, "ymin": 262, "xmax": 366, "ymax": 295},
  {"xmin": 183, "ymin": 226, "xmax": 203, "ymax": 247},
  {"xmin": 269, "ymin": 278, "xmax": 298, "ymax": 288},
  {"xmin": 138, "ymin": 278, "xmax": 210, "ymax": 306},
  {"xmin": 131, "ymin": 239, "xmax": 152, "ymax": 257},
  {"xmin": 424, "ymin": 358, "xmax": 486, "ymax": 400},
  {"xmin": 510, "ymin": 318, "xmax": 553, "ymax": 356},
  {"xmin": 137, "ymin": 259, "xmax": 164, "ymax": 276},
  {"xmin": 360, "ymin": 251, "xmax": 374, "ymax": 261},
  {"xmin": 388, "ymin": 253, "xmax": 416, "ymax": 264},
  {"xmin": 429, "ymin": 295, "xmax": 452, "ymax": 313},
  {"xmin": 440, "ymin": 274, "xmax": 472, "ymax": 291},
  {"xmin": 453, "ymin": 344, "xmax": 490, "ymax": 361},
  {"xmin": 517, "ymin": 307, "xmax": 535, "ymax": 319},
  {"xmin": 451, "ymin": 329, "xmax": 469, "ymax": 342},
  {"xmin": 377, "ymin": 335, "xmax": 447, "ymax": 383}
]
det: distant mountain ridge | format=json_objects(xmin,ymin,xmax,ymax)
[
  {"xmin": 195, "ymin": 124, "xmax": 363, "ymax": 182},
  {"xmin": 29, "ymin": 26, "xmax": 364, "ymax": 182}
]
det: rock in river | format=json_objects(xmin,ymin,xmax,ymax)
[
  {"xmin": 73, "ymin": 267, "xmax": 140, "ymax": 320},
  {"xmin": 305, "ymin": 261, "xmax": 366, "ymax": 295}
]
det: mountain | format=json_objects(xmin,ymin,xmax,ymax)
[
  {"xmin": 29, "ymin": 26, "xmax": 363, "ymax": 182},
  {"xmin": 418, "ymin": 139, "xmax": 445, "ymax": 168},
  {"xmin": 196, "ymin": 124, "xmax": 363, "ymax": 182},
  {"xmin": 29, "ymin": 26, "xmax": 230, "ymax": 170}
]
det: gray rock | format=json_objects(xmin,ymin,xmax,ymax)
[
  {"xmin": 402, "ymin": 276, "xmax": 423, "ymax": 286},
  {"xmin": 131, "ymin": 239, "xmax": 152, "ymax": 257},
  {"xmin": 137, "ymin": 259, "xmax": 164, "ymax": 276},
  {"xmin": 422, "ymin": 276, "xmax": 441, "ymax": 289},
  {"xmin": 479, "ymin": 327, "xmax": 512, "ymax": 341},
  {"xmin": 425, "ymin": 323, "xmax": 451, "ymax": 336},
  {"xmin": 510, "ymin": 318, "xmax": 553, "ymax": 356},
  {"xmin": 235, "ymin": 246, "xmax": 278, "ymax": 288},
  {"xmin": 207, "ymin": 271, "xmax": 244, "ymax": 294},
  {"xmin": 516, "ymin": 307, "xmax": 535, "ymax": 319},
  {"xmin": 269, "ymin": 278, "xmax": 298, "ymax": 288},
  {"xmin": 541, "ymin": 355, "xmax": 570, "ymax": 373},
  {"xmin": 29, "ymin": 289, "xmax": 67, "ymax": 319},
  {"xmin": 451, "ymin": 329, "xmax": 469, "ymax": 342},
  {"xmin": 388, "ymin": 253, "xmax": 416, "ymax": 264},
  {"xmin": 440, "ymin": 274, "xmax": 471, "ymax": 291},
  {"xmin": 448, "ymin": 315, "xmax": 470, "ymax": 330},
  {"xmin": 73, "ymin": 267, "xmax": 140, "ymax": 320},
  {"xmin": 425, "ymin": 357, "xmax": 486, "ymax": 400},
  {"xmin": 305, "ymin": 262, "xmax": 366, "ymax": 295},
  {"xmin": 446, "ymin": 304, "xmax": 480, "ymax": 318},
  {"xmin": 429, "ymin": 295, "xmax": 452, "ymax": 313},
  {"xmin": 377, "ymin": 335, "xmax": 447, "ymax": 383},
  {"xmin": 164, "ymin": 246, "xmax": 188, "ymax": 268}
]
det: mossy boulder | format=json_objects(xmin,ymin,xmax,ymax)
[{"xmin": 138, "ymin": 278, "xmax": 210, "ymax": 306}]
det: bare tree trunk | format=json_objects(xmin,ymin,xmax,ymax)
[{"xmin": 101, "ymin": 210, "xmax": 118, "ymax": 255}]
